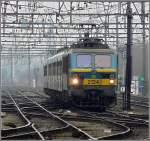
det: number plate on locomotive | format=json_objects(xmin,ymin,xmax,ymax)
[{"xmin": 83, "ymin": 79, "xmax": 102, "ymax": 85}]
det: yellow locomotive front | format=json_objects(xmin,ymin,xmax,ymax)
[{"xmin": 68, "ymin": 48, "xmax": 118, "ymax": 109}]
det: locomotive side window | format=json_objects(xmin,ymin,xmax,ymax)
[
  {"xmin": 77, "ymin": 54, "xmax": 91, "ymax": 68},
  {"xmin": 95, "ymin": 55, "xmax": 111, "ymax": 68}
]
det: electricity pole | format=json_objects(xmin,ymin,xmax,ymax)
[
  {"xmin": 0, "ymin": 1, "xmax": 2, "ymax": 91},
  {"xmin": 123, "ymin": 2, "xmax": 132, "ymax": 111}
]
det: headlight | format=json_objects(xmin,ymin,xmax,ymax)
[
  {"xmin": 109, "ymin": 79, "xmax": 114, "ymax": 84},
  {"xmin": 72, "ymin": 78, "xmax": 79, "ymax": 85}
]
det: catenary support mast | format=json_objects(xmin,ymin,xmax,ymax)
[{"xmin": 124, "ymin": 2, "xmax": 132, "ymax": 111}]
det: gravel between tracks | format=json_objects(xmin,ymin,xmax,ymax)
[{"xmin": 2, "ymin": 87, "xmax": 149, "ymax": 140}]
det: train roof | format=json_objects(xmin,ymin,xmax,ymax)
[
  {"xmin": 71, "ymin": 37, "xmax": 109, "ymax": 49},
  {"xmin": 57, "ymin": 37, "xmax": 109, "ymax": 53}
]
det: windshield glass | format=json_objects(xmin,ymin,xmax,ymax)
[
  {"xmin": 77, "ymin": 54, "xmax": 91, "ymax": 67},
  {"xmin": 95, "ymin": 55, "xmax": 111, "ymax": 68}
]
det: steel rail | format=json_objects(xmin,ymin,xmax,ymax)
[
  {"xmin": 21, "ymin": 109, "xmax": 72, "ymax": 132},
  {"xmin": 2, "ymin": 131, "xmax": 43, "ymax": 140},
  {"xmin": 130, "ymin": 99, "xmax": 148, "ymax": 106},
  {"xmin": 6, "ymin": 88, "xmax": 147, "ymax": 140},
  {"xmin": 76, "ymin": 110, "xmax": 148, "ymax": 139},
  {"xmin": 17, "ymin": 89, "xmax": 133, "ymax": 140},
  {"xmin": 8, "ymin": 88, "xmax": 97, "ymax": 140},
  {"xmin": 126, "ymin": 113, "xmax": 149, "ymax": 120},
  {"xmin": 78, "ymin": 109, "xmax": 148, "ymax": 125},
  {"xmin": 2, "ymin": 98, "xmax": 71, "ymax": 140},
  {"xmin": 49, "ymin": 108, "xmax": 132, "ymax": 140},
  {"xmin": 3, "ymin": 90, "xmax": 45, "ymax": 140},
  {"xmin": 117, "ymin": 97, "xmax": 149, "ymax": 108},
  {"xmin": 2, "ymin": 107, "xmax": 33, "ymax": 139},
  {"xmin": 106, "ymin": 110, "xmax": 149, "ymax": 125},
  {"xmin": 130, "ymin": 95, "xmax": 148, "ymax": 102},
  {"xmin": 2, "ymin": 103, "xmax": 15, "ymax": 110},
  {"xmin": 22, "ymin": 96, "xmax": 97, "ymax": 140},
  {"xmin": 19, "ymin": 105, "xmax": 131, "ymax": 140},
  {"xmin": 119, "ymin": 93, "xmax": 149, "ymax": 100}
]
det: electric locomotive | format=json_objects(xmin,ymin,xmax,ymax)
[{"xmin": 44, "ymin": 35, "xmax": 118, "ymax": 110}]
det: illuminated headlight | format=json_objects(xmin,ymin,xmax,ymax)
[
  {"xmin": 72, "ymin": 78, "xmax": 79, "ymax": 85},
  {"xmin": 109, "ymin": 79, "xmax": 115, "ymax": 84}
]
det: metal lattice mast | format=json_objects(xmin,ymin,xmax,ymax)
[{"xmin": 124, "ymin": 2, "xmax": 132, "ymax": 111}]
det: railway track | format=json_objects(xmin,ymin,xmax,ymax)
[
  {"xmin": 51, "ymin": 108, "xmax": 149, "ymax": 140},
  {"xmin": 77, "ymin": 110, "xmax": 149, "ymax": 140},
  {"xmin": 2, "ymin": 91, "xmax": 45, "ymax": 140},
  {"xmin": 2, "ymin": 88, "xmax": 131, "ymax": 140},
  {"xmin": 117, "ymin": 94, "xmax": 149, "ymax": 108},
  {"xmin": 2, "ymin": 90, "xmax": 89, "ymax": 140},
  {"xmin": 84, "ymin": 110, "xmax": 148, "ymax": 125}
]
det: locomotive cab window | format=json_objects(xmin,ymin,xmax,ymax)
[
  {"xmin": 95, "ymin": 55, "xmax": 111, "ymax": 68},
  {"xmin": 77, "ymin": 54, "xmax": 92, "ymax": 68}
]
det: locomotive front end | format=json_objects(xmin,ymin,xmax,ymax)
[{"xmin": 69, "ymin": 49, "xmax": 118, "ymax": 109}]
